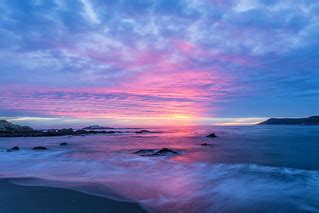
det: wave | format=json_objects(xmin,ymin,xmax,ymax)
[{"xmin": 1, "ymin": 149, "xmax": 319, "ymax": 212}]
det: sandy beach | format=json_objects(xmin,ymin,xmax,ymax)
[{"xmin": 0, "ymin": 178, "xmax": 145, "ymax": 213}]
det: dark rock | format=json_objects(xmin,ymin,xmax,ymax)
[
  {"xmin": 32, "ymin": 146, "xmax": 47, "ymax": 150},
  {"xmin": 98, "ymin": 130, "xmax": 122, "ymax": 134},
  {"xmin": 32, "ymin": 131, "xmax": 45, "ymax": 137},
  {"xmin": 133, "ymin": 149, "xmax": 156, "ymax": 155},
  {"xmin": 74, "ymin": 129, "xmax": 89, "ymax": 135},
  {"xmin": 201, "ymin": 143, "xmax": 210, "ymax": 146},
  {"xmin": 135, "ymin": 130, "xmax": 151, "ymax": 134},
  {"xmin": 0, "ymin": 120, "xmax": 124, "ymax": 137},
  {"xmin": 11, "ymin": 146, "xmax": 20, "ymax": 150},
  {"xmin": 134, "ymin": 130, "xmax": 162, "ymax": 134},
  {"xmin": 43, "ymin": 128, "xmax": 74, "ymax": 136},
  {"xmin": 60, "ymin": 142, "xmax": 68, "ymax": 146},
  {"xmin": 7, "ymin": 146, "xmax": 20, "ymax": 152},
  {"xmin": 154, "ymin": 148, "xmax": 178, "ymax": 155},
  {"xmin": 59, "ymin": 128, "xmax": 74, "ymax": 135},
  {"xmin": 206, "ymin": 133, "xmax": 217, "ymax": 138},
  {"xmin": 134, "ymin": 148, "xmax": 178, "ymax": 156},
  {"xmin": 0, "ymin": 120, "xmax": 33, "ymax": 132},
  {"xmin": 83, "ymin": 125, "xmax": 114, "ymax": 130},
  {"xmin": 0, "ymin": 120, "xmax": 37, "ymax": 137}
]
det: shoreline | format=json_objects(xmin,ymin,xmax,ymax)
[{"xmin": 0, "ymin": 178, "xmax": 146, "ymax": 213}]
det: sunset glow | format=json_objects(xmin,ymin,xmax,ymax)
[{"xmin": 0, "ymin": 2, "xmax": 319, "ymax": 212}]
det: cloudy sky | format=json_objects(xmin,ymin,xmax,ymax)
[{"xmin": 0, "ymin": 0, "xmax": 319, "ymax": 127}]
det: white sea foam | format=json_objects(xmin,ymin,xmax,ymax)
[{"xmin": 1, "ymin": 150, "xmax": 319, "ymax": 212}]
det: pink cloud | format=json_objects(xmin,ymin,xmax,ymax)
[{"xmin": 0, "ymin": 37, "xmax": 253, "ymax": 125}]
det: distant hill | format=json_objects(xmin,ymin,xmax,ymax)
[{"xmin": 258, "ymin": 116, "xmax": 319, "ymax": 125}]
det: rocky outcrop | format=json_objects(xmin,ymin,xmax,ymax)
[
  {"xmin": 155, "ymin": 148, "xmax": 178, "ymax": 155},
  {"xmin": 73, "ymin": 129, "xmax": 121, "ymax": 135},
  {"xmin": 44, "ymin": 128, "xmax": 74, "ymax": 136},
  {"xmin": 0, "ymin": 120, "xmax": 37, "ymax": 137},
  {"xmin": 82, "ymin": 125, "xmax": 114, "ymax": 130},
  {"xmin": 7, "ymin": 146, "xmax": 20, "ymax": 152},
  {"xmin": 32, "ymin": 146, "xmax": 47, "ymax": 150},
  {"xmin": 134, "ymin": 148, "xmax": 178, "ymax": 156},
  {"xmin": 206, "ymin": 133, "xmax": 217, "ymax": 138},
  {"xmin": 74, "ymin": 129, "xmax": 88, "ymax": 135},
  {"xmin": 134, "ymin": 149, "xmax": 156, "ymax": 155},
  {"xmin": 135, "ymin": 130, "xmax": 152, "ymax": 134},
  {"xmin": 0, "ymin": 120, "xmax": 123, "ymax": 137},
  {"xmin": 0, "ymin": 120, "xmax": 33, "ymax": 132},
  {"xmin": 201, "ymin": 143, "xmax": 211, "ymax": 146},
  {"xmin": 134, "ymin": 130, "xmax": 162, "ymax": 134},
  {"xmin": 258, "ymin": 116, "xmax": 319, "ymax": 125}
]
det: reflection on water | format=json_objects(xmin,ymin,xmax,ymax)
[{"xmin": 1, "ymin": 126, "xmax": 319, "ymax": 212}]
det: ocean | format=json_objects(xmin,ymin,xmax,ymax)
[{"xmin": 1, "ymin": 125, "xmax": 319, "ymax": 212}]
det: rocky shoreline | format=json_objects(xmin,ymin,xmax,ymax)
[
  {"xmin": 0, "ymin": 129, "xmax": 123, "ymax": 137},
  {"xmin": 0, "ymin": 120, "xmax": 218, "ymax": 146},
  {"xmin": 0, "ymin": 120, "xmax": 122, "ymax": 137}
]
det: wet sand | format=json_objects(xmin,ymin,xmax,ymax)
[{"xmin": 0, "ymin": 178, "xmax": 146, "ymax": 213}]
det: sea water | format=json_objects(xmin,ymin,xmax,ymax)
[{"xmin": 0, "ymin": 126, "xmax": 319, "ymax": 212}]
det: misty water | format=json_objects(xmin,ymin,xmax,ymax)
[{"xmin": 1, "ymin": 126, "xmax": 319, "ymax": 212}]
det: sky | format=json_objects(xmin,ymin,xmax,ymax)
[{"xmin": 0, "ymin": 0, "xmax": 319, "ymax": 127}]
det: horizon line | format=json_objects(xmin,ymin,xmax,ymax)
[{"xmin": 3, "ymin": 115, "xmax": 314, "ymax": 128}]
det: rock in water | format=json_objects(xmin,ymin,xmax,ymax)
[
  {"xmin": 74, "ymin": 129, "xmax": 89, "ymax": 135},
  {"xmin": 135, "ymin": 130, "xmax": 151, "ymax": 134},
  {"xmin": 60, "ymin": 142, "xmax": 68, "ymax": 146},
  {"xmin": 82, "ymin": 125, "xmax": 113, "ymax": 130},
  {"xmin": 133, "ymin": 149, "xmax": 156, "ymax": 155},
  {"xmin": 32, "ymin": 146, "xmax": 48, "ymax": 150},
  {"xmin": 206, "ymin": 133, "xmax": 217, "ymax": 138},
  {"xmin": 154, "ymin": 148, "xmax": 178, "ymax": 156},
  {"xmin": 11, "ymin": 146, "xmax": 20, "ymax": 150},
  {"xmin": 7, "ymin": 146, "xmax": 20, "ymax": 152},
  {"xmin": 134, "ymin": 130, "xmax": 162, "ymax": 134},
  {"xmin": 134, "ymin": 148, "xmax": 178, "ymax": 156},
  {"xmin": 201, "ymin": 143, "xmax": 209, "ymax": 146}
]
